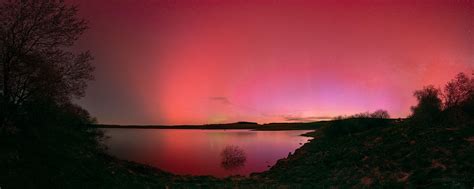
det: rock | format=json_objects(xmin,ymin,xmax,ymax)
[
  {"xmin": 464, "ymin": 136, "xmax": 474, "ymax": 144},
  {"xmin": 397, "ymin": 172, "xmax": 411, "ymax": 182},
  {"xmin": 431, "ymin": 160, "xmax": 447, "ymax": 170},
  {"xmin": 362, "ymin": 156, "xmax": 369, "ymax": 161},
  {"xmin": 361, "ymin": 176, "xmax": 373, "ymax": 186}
]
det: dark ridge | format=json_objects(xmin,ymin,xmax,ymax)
[
  {"xmin": 91, "ymin": 120, "xmax": 368, "ymax": 130},
  {"xmin": 235, "ymin": 121, "xmax": 258, "ymax": 124}
]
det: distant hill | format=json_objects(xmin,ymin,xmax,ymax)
[
  {"xmin": 234, "ymin": 121, "xmax": 258, "ymax": 124},
  {"xmin": 93, "ymin": 120, "xmax": 332, "ymax": 130}
]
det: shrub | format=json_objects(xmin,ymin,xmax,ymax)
[
  {"xmin": 323, "ymin": 110, "xmax": 392, "ymax": 138},
  {"xmin": 410, "ymin": 85, "xmax": 442, "ymax": 122},
  {"xmin": 370, "ymin": 110, "xmax": 390, "ymax": 119},
  {"xmin": 18, "ymin": 97, "xmax": 95, "ymax": 128},
  {"xmin": 410, "ymin": 72, "xmax": 474, "ymax": 124}
]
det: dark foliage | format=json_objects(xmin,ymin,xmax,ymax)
[
  {"xmin": 410, "ymin": 85, "xmax": 443, "ymax": 122},
  {"xmin": 443, "ymin": 72, "xmax": 474, "ymax": 110},
  {"xmin": 370, "ymin": 109, "xmax": 390, "ymax": 119},
  {"xmin": 324, "ymin": 117, "xmax": 392, "ymax": 138},
  {"xmin": 410, "ymin": 72, "xmax": 474, "ymax": 125},
  {"xmin": 322, "ymin": 110, "xmax": 392, "ymax": 138},
  {"xmin": 441, "ymin": 72, "xmax": 474, "ymax": 123},
  {"xmin": 0, "ymin": 0, "xmax": 94, "ymax": 127},
  {"xmin": 17, "ymin": 97, "xmax": 96, "ymax": 128}
]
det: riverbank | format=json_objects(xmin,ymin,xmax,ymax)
[
  {"xmin": 254, "ymin": 119, "xmax": 474, "ymax": 187},
  {"xmin": 2, "ymin": 118, "xmax": 473, "ymax": 188},
  {"xmin": 1, "ymin": 121, "xmax": 321, "ymax": 188}
]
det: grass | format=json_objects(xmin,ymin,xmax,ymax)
[
  {"xmin": 2, "ymin": 118, "xmax": 473, "ymax": 188},
  {"xmin": 255, "ymin": 119, "xmax": 474, "ymax": 188}
]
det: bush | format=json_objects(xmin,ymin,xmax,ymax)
[
  {"xmin": 370, "ymin": 109, "xmax": 390, "ymax": 119},
  {"xmin": 17, "ymin": 97, "xmax": 96, "ymax": 128},
  {"xmin": 410, "ymin": 85, "xmax": 442, "ymax": 122},
  {"xmin": 410, "ymin": 72, "xmax": 474, "ymax": 124},
  {"xmin": 323, "ymin": 110, "xmax": 392, "ymax": 138}
]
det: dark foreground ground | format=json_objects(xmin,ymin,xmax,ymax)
[
  {"xmin": 257, "ymin": 119, "xmax": 474, "ymax": 188},
  {"xmin": 1, "ymin": 119, "xmax": 473, "ymax": 188}
]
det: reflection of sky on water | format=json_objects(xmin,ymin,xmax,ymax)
[{"xmin": 101, "ymin": 129, "xmax": 311, "ymax": 177}]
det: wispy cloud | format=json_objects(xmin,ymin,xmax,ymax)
[
  {"xmin": 209, "ymin": 96, "xmax": 231, "ymax": 105},
  {"xmin": 207, "ymin": 98, "xmax": 333, "ymax": 123},
  {"xmin": 282, "ymin": 115, "xmax": 333, "ymax": 122}
]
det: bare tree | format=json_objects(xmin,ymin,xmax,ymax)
[
  {"xmin": 443, "ymin": 72, "xmax": 474, "ymax": 110},
  {"xmin": 0, "ymin": 0, "xmax": 93, "ymax": 126},
  {"xmin": 370, "ymin": 109, "xmax": 390, "ymax": 119}
]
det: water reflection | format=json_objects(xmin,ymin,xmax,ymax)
[
  {"xmin": 221, "ymin": 145, "xmax": 246, "ymax": 170},
  {"xmin": 101, "ymin": 129, "xmax": 312, "ymax": 177}
]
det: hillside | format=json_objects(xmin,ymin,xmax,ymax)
[{"xmin": 255, "ymin": 119, "xmax": 474, "ymax": 188}]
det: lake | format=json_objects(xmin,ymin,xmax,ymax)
[{"xmin": 101, "ymin": 129, "xmax": 313, "ymax": 177}]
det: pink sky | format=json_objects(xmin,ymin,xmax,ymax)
[{"xmin": 73, "ymin": 0, "xmax": 474, "ymax": 125}]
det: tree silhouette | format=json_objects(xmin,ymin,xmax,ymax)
[
  {"xmin": 443, "ymin": 72, "xmax": 474, "ymax": 110},
  {"xmin": 440, "ymin": 72, "xmax": 474, "ymax": 121},
  {"xmin": 0, "ymin": 0, "xmax": 93, "ymax": 126},
  {"xmin": 370, "ymin": 109, "xmax": 390, "ymax": 119},
  {"xmin": 411, "ymin": 85, "xmax": 442, "ymax": 122}
]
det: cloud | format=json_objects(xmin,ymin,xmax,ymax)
[
  {"xmin": 209, "ymin": 96, "xmax": 231, "ymax": 105},
  {"xmin": 283, "ymin": 115, "xmax": 333, "ymax": 122}
]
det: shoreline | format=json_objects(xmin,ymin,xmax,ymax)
[
  {"xmin": 99, "ymin": 128, "xmax": 317, "ymax": 179},
  {"xmin": 94, "ymin": 121, "xmax": 331, "ymax": 131}
]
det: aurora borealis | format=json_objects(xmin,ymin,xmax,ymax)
[{"xmin": 73, "ymin": 0, "xmax": 474, "ymax": 125}]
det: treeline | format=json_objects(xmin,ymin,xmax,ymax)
[
  {"xmin": 411, "ymin": 72, "xmax": 474, "ymax": 125},
  {"xmin": 323, "ymin": 72, "xmax": 474, "ymax": 137}
]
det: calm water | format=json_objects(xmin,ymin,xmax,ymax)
[{"xmin": 101, "ymin": 129, "xmax": 312, "ymax": 177}]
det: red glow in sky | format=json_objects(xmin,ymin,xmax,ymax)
[{"xmin": 73, "ymin": 0, "xmax": 474, "ymax": 125}]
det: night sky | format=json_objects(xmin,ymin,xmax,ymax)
[{"xmin": 72, "ymin": 0, "xmax": 474, "ymax": 125}]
